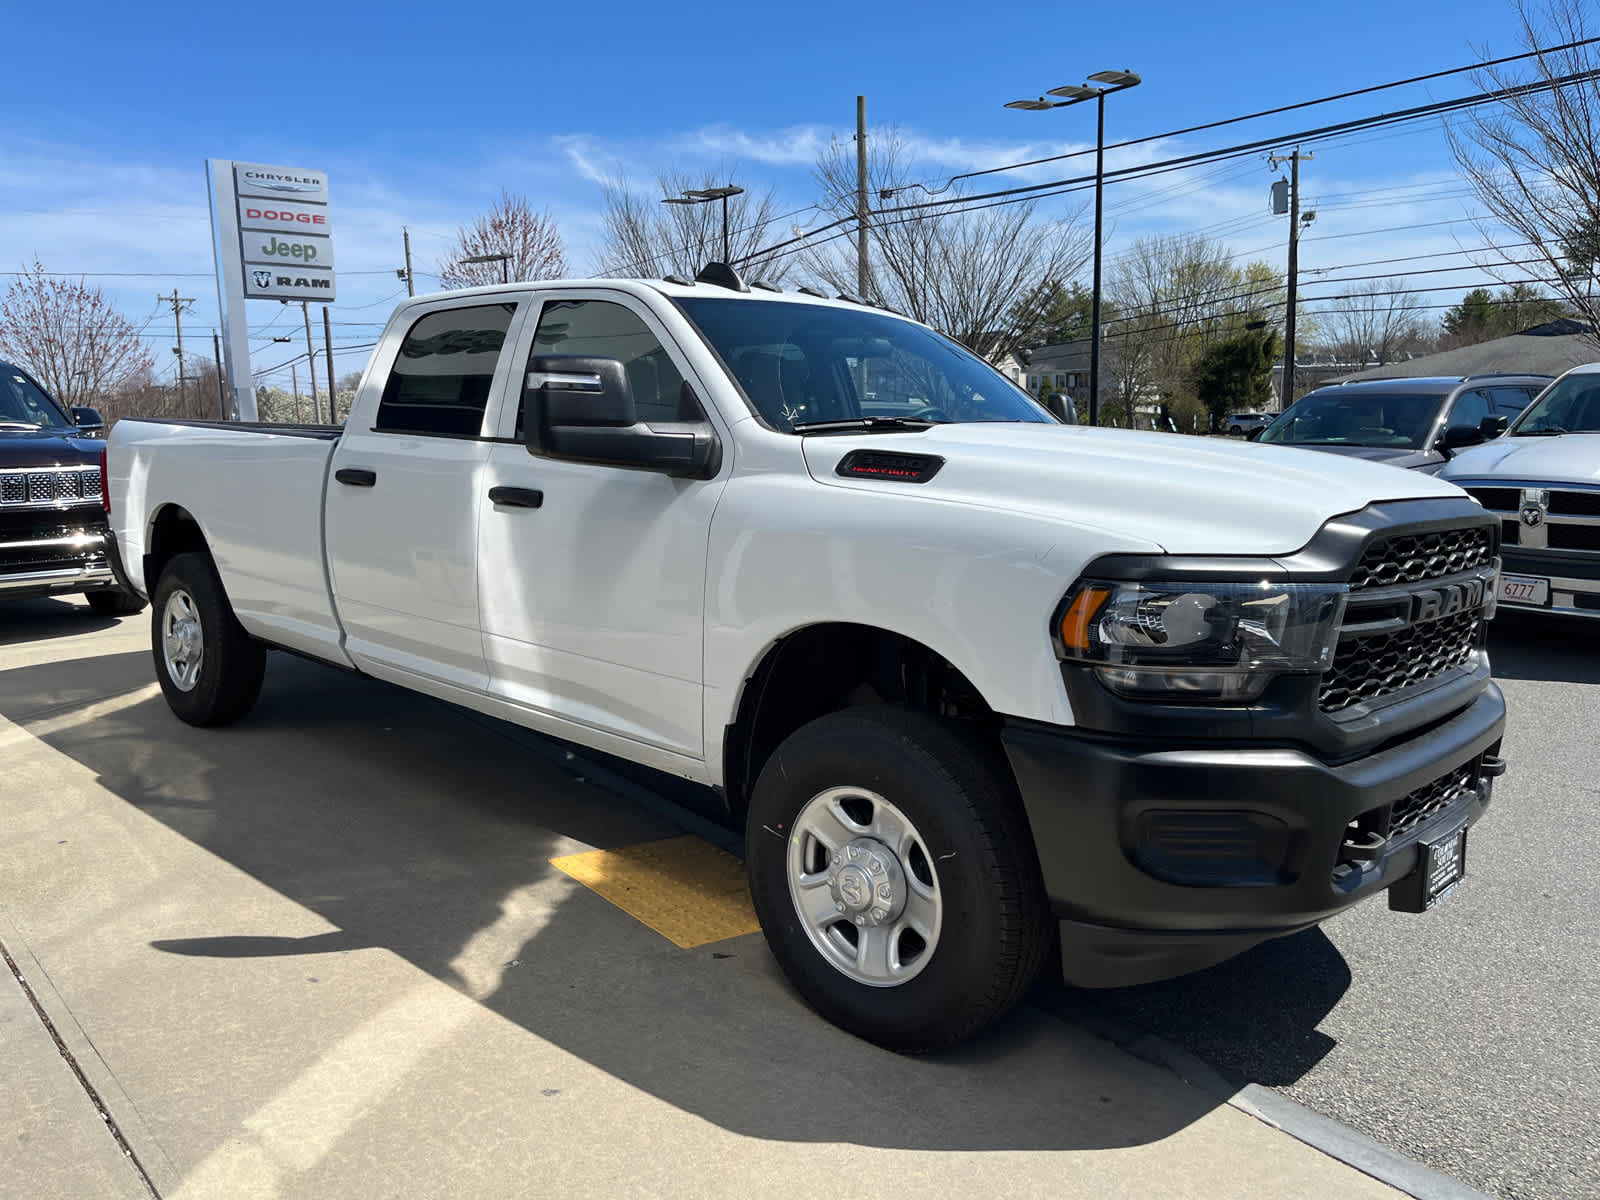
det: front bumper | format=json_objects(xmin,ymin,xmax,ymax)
[
  {"xmin": 1002, "ymin": 683, "xmax": 1506, "ymax": 988},
  {"xmin": 1499, "ymin": 546, "xmax": 1600, "ymax": 619},
  {"xmin": 0, "ymin": 528, "xmax": 115, "ymax": 599}
]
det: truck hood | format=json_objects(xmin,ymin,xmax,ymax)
[
  {"xmin": 0, "ymin": 428, "xmax": 102, "ymax": 469},
  {"xmin": 1287, "ymin": 443, "xmax": 1442, "ymax": 472},
  {"xmin": 802, "ymin": 424, "xmax": 1464, "ymax": 556},
  {"xmin": 1439, "ymin": 434, "xmax": 1600, "ymax": 487}
]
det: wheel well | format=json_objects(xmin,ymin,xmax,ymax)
[
  {"xmin": 723, "ymin": 624, "xmax": 1000, "ymax": 824},
  {"xmin": 143, "ymin": 505, "xmax": 211, "ymax": 593}
]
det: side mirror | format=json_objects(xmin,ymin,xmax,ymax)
[
  {"xmin": 1440, "ymin": 424, "xmax": 1487, "ymax": 451},
  {"xmin": 1042, "ymin": 392, "xmax": 1073, "ymax": 424},
  {"xmin": 526, "ymin": 355, "xmax": 719, "ymax": 479},
  {"xmin": 71, "ymin": 406, "xmax": 105, "ymax": 435},
  {"xmin": 1480, "ymin": 414, "xmax": 1509, "ymax": 439}
]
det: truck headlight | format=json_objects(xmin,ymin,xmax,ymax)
[{"xmin": 1054, "ymin": 578, "xmax": 1347, "ymax": 702}]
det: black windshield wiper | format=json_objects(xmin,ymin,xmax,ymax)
[
  {"xmin": 790, "ymin": 416, "xmax": 941, "ymax": 434},
  {"xmin": 0, "ymin": 421, "xmax": 43, "ymax": 431},
  {"xmin": 1511, "ymin": 426, "xmax": 1568, "ymax": 436}
]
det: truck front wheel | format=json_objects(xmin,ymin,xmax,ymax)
[
  {"xmin": 150, "ymin": 552, "xmax": 266, "ymax": 726},
  {"xmin": 746, "ymin": 706, "xmax": 1050, "ymax": 1053}
]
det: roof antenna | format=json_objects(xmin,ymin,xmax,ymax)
[{"xmin": 694, "ymin": 261, "xmax": 750, "ymax": 293}]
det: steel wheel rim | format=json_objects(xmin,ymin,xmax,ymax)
[
  {"xmin": 161, "ymin": 589, "xmax": 204, "ymax": 692},
  {"xmin": 786, "ymin": 786, "xmax": 943, "ymax": 988}
]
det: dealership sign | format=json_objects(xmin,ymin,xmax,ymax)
[{"xmin": 207, "ymin": 158, "xmax": 338, "ymax": 420}]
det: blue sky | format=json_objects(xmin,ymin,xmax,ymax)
[{"xmin": 0, "ymin": 0, "xmax": 1551, "ymax": 389}]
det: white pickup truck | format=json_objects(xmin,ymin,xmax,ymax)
[
  {"xmin": 107, "ymin": 271, "xmax": 1508, "ymax": 1051},
  {"xmin": 1441, "ymin": 360, "xmax": 1600, "ymax": 619}
]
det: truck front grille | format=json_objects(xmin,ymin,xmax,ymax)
[
  {"xmin": 0, "ymin": 467, "xmax": 102, "ymax": 509},
  {"xmin": 1346, "ymin": 526, "xmax": 1494, "ymax": 590},
  {"xmin": 1466, "ymin": 484, "xmax": 1600, "ymax": 553},
  {"xmin": 1320, "ymin": 609, "xmax": 1481, "ymax": 713},
  {"xmin": 1390, "ymin": 762, "xmax": 1476, "ymax": 839},
  {"xmin": 1319, "ymin": 523, "xmax": 1494, "ymax": 714}
]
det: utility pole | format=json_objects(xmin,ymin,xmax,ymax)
[
  {"xmin": 1269, "ymin": 149, "xmax": 1313, "ymax": 408},
  {"xmin": 856, "ymin": 95, "xmax": 869, "ymax": 300},
  {"xmin": 161, "ymin": 289, "xmax": 195, "ymax": 408},
  {"xmin": 301, "ymin": 301, "xmax": 320, "ymax": 423},
  {"xmin": 323, "ymin": 306, "xmax": 337, "ymax": 424},
  {"xmin": 290, "ymin": 363, "xmax": 303, "ymax": 424},
  {"xmin": 212, "ymin": 330, "xmax": 227, "ymax": 419},
  {"xmin": 403, "ymin": 226, "xmax": 416, "ymax": 296}
]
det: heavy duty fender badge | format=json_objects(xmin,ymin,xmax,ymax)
[{"xmin": 836, "ymin": 450, "xmax": 945, "ymax": 483}]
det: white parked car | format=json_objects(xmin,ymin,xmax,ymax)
[
  {"xmin": 1441, "ymin": 361, "xmax": 1600, "ymax": 619},
  {"xmin": 105, "ymin": 271, "xmax": 1508, "ymax": 1051}
]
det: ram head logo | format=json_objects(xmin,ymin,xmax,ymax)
[{"xmin": 252, "ymin": 269, "xmax": 273, "ymax": 289}]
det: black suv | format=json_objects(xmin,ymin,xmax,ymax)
[
  {"xmin": 1, "ymin": 359, "xmax": 143, "ymax": 613},
  {"xmin": 1257, "ymin": 374, "xmax": 1551, "ymax": 472}
]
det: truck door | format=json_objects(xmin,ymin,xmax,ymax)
[
  {"xmin": 326, "ymin": 298, "xmax": 525, "ymax": 694},
  {"xmin": 478, "ymin": 292, "xmax": 728, "ymax": 761}
]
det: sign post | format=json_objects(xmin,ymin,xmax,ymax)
[{"xmin": 208, "ymin": 160, "xmax": 336, "ymax": 421}]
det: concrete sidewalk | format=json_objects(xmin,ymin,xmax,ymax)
[{"xmin": 0, "ymin": 601, "xmax": 1406, "ymax": 1199}]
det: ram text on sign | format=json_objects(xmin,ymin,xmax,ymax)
[
  {"xmin": 243, "ymin": 232, "xmax": 336, "ymax": 270},
  {"xmin": 244, "ymin": 263, "xmax": 336, "ymax": 301}
]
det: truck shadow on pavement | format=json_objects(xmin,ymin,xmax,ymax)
[
  {"xmin": 0, "ymin": 595, "xmax": 126, "ymax": 644},
  {"xmin": 1488, "ymin": 615, "xmax": 1600, "ymax": 684},
  {"xmin": 1, "ymin": 648, "xmax": 1257, "ymax": 1155}
]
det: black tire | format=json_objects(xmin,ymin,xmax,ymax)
[
  {"xmin": 150, "ymin": 552, "xmax": 266, "ymax": 727},
  {"xmin": 1228, "ymin": 424, "xmax": 1243, "ymax": 436},
  {"xmin": 83, "ymin": 587, "xmax": 146, "ymax": 616},
  {"xmin": 746, "ymin": 706, "xmax": 1051, "ymax": 1053}
]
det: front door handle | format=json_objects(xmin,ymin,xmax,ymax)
[
  {"xmin": 335, "ymin": 468, "xmax": 377, "ymax": 487},
  {"xmin": 488, "ymin": 486, "xmax": 544, "ymax": 509}
]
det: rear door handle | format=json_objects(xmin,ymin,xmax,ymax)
[
  {"xmin": 335, "ymin": 468, "xmax": 377, "ymax": 487},
  {"xmin": 488, "ymin": 486, "xmax": 543, "ymax": 509}
]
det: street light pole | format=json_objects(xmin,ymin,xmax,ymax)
[
  {"xmin": 663, "ymin": 186, "xmax": 745, "ymax": 264},
  {"xmin": 1007, "ymin": 69, "xmax": 1141, "ymax": 427},
  {"xmin": 462, "ymin": 251, "xmax": 512, "ymax": 284}
]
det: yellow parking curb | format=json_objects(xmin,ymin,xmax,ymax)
[{"xmin": 550, "ymin": 836, "xmax": 761, "ymax": 949}]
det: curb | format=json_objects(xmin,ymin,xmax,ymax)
[{"xmin": 475, "ymin": 709, "xmax": 1490, "ymax": 1200}]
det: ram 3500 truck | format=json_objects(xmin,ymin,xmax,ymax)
[{"xmin": 107, "ymin": 273, "xmax": 1508, "ymax": 1052}]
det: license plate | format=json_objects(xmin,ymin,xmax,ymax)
[
  {"xmin": 1499, "ymin": 574, "xmax": 1549, "ymax": 606},
  {"xmin": 1419, "ymin": 825, "xmax": 1468, "ymax": 909}
]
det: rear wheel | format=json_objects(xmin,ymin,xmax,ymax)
[
  {"xmin": 83, "ymin": 587, "xmax": 145, "ymax": 616},
  {"xmin": 150, "ymin": 552, "xmax": 266, "ymax": 726},
  {"xmin": 746, "ymin": 706, "xmax": 1050, "ymax": 1053}
]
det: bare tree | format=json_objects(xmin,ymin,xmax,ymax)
[
  {"xmin": 96, "ymin": 358, "xmax": 224, "ymax": 426},
  {"xmin": 0, "ymin": 259, "xmax": 154, "ymax": 407},
  {"xmin": 595, "ymin": 170, "xmax": 793, "ymax": 281},
  {"xmin": 1105, "ymin": 234, "xmax": 1291, "ymax": 412},
  {"xmin": 800, "ymin": 130, "xmax": 1092, "ymax": 361},
  {"xmin": 1321, "ymin": 278, "xmax": 1429, "ymax": 367},
  {"xmin": 438, "ymin": 191, "xmax": 567, "ymax": 289},
  {"xmin": 1448, "ymin": 0, "xmax": 1600, "ymax": 340}
]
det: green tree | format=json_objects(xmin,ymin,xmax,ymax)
[
  {"xmin": 1441, "ymin": 283, "xmax": 1568, "ymax": 347},
  {"xmin": 1008, "ymin": 280, "xmax": 1111, "ymax": 347},
  {"xmin": 1192, "ymin": 328, "xmax": 1279, "ymax": 433},
  {"xmin": 1442, "ymin": 288, "xmax": 1497, "ymax": 342}
]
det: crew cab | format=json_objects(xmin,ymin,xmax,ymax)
[
  {"xmin": 1442, "ymin": 361, "xmax": 1600, "ymax": 619},
  {"xmin": 106, "ymin": 270, "xmax": 1508, "ymax": 1051},
  {"xmin": 1, "ymin": 358, "xmax": 143, "ymax": 613}
]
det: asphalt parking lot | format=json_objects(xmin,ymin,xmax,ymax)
[
  {"xmin": 0, "ymin": 597, "xmax": 1405, "ymax": 1200},
  {"xmin": 1, "ymin": 597, "xmax": 1592, "ymax": 1199}
]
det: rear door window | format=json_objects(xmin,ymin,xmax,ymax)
[{"xmin": 375, "ymin": 303, "xmax": 518, "ymax": 436}]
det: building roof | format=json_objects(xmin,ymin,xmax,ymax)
[
  {"xmin": 1336, "ymin": 320, "xmax": 1599, "ymax": 382},
  {"xmin": 1020, "ymin": 338, "xmax": 1092, "ymax": 372}
]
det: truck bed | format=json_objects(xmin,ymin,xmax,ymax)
[{"xmin": 108, "ymin": 417, "xmax": 353, "ymax": 665}]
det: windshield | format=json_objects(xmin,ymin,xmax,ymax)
[
  {"xmin": 1509, "ymin": 371, "xmax": 1600, "ymax": 435},
  {"xmin": 0, "ymin": 362, "xmax": 72, "ymax": 430},
  {"xmin": 1258, "ymin": 388, "xmax": 1445, "ymax": 450},
  {"xmin": 674, "ymin": 298, "xmax": 1052, "ymax": 432}
]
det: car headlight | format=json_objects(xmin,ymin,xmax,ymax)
[{"xmin": 1054, "ymin": 577, "xmax": 1347, "ymax": 702}]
